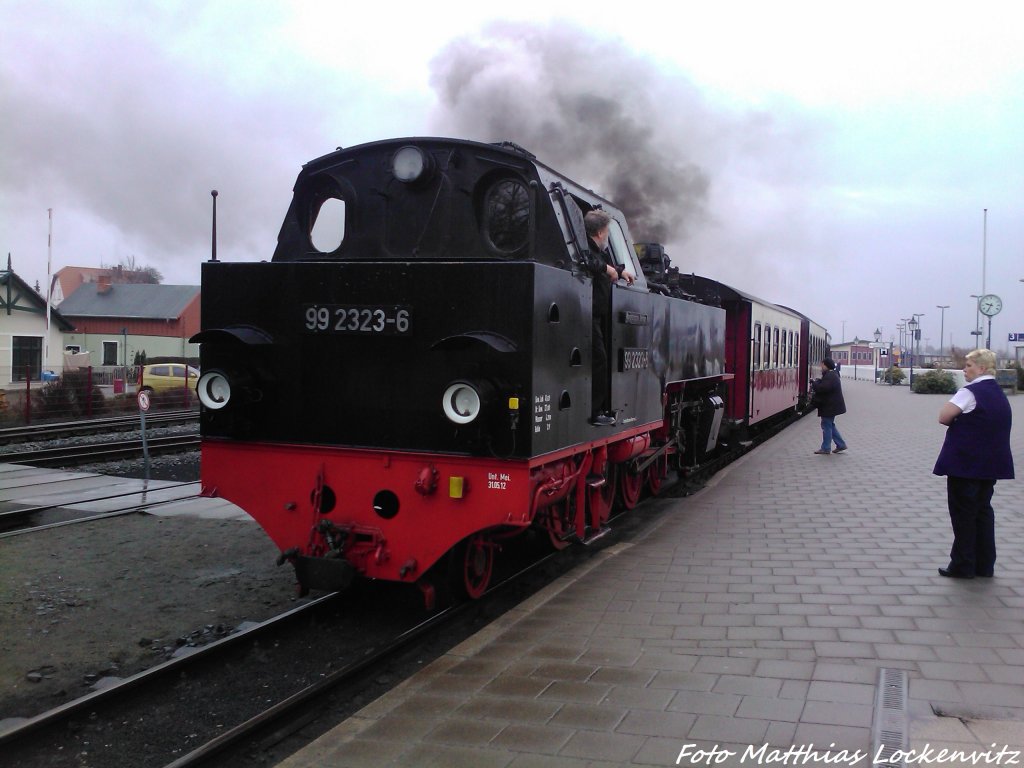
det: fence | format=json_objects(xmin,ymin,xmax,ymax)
[{"xmin": 0, "ymin": 365, "xmax": 197, "ymax": 426}]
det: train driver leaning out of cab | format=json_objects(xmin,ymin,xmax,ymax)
[{"xmin": 583, "ymin": 209, "xmax": 635, "ymax": 427}]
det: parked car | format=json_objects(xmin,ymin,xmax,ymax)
[{"xmin": 139, "ymin": 364, "xmax": 199, "ymax": 394}]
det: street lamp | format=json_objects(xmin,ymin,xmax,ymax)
[
  {"xmin": 874, "ymin": 328, "xmax": 884, "ymax": 383},
  {"xmin": 907, "ymin": 316, "xmax": 919, "ymax": 389},
  {"xmin": 936, "ymin": 305, "xmax": 949, "ymax": 363},
  {"xmin": 913, "ymin": 313, "xmax": 925, "ymax": 371},
  {"xmin": 900, "ymin": 317, "xmax": 911, "ymax": 364},
  {"xmin": 970, "ymin": 295, "xmax": 983, "ymax": 346}
]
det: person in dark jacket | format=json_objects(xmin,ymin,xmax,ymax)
[
  {"xmin": 933, "ymin": 349, "xmax": 1014, "ymax": 579},
  {"xmin": 811, "ymin": 357, "xmax": 847, "ymax": 455},
  {"xmin": 582, "ymin": 210, "xmax": 634, "ymax": 426}
]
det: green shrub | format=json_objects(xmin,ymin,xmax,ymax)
[
  {"xmin": 911, "ymin": 369, "xmax": 958, "ymax": 394},
  {"xmin": 882, "ymin": 366, "xmax": 906, "ymax": 385}
]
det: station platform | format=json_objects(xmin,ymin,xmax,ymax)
[{"xmin": 277, "ymin": 379, "xmax": 1024, "ymax": 767}]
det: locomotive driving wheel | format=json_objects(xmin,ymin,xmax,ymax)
[
  {"xmin": 618, "ymin": 464, "xmax": 643, "ymax": 510},
  {"xmin": 455, "ymin": 533, "xmax": 494, "ymax": 599},
  {"xmin": 542, "ymin": 500, "xmax": 574, "ymax": 550},
  {"xmin": 647, "ymin": 454, "xmax": 669, "ymax": 496}
]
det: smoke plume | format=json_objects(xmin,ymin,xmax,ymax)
[{"xmin": 428, "ymin": 22, "xmax": 711, "ymax": 245}]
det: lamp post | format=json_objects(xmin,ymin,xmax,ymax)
[
  {"xmin": 874, "ymin": 327, "xmax": 883, "ymax": 383},
  {"xmin": 970, "ymin": 294, "xmax": 983, "ymax": 348},
  {"xmin": 936, "ymin": 305, "xmax": 949, "ymax": 364},
  {"xmin": 900, "ymin": 318, "xmax": 911, "ymax": 367},
  {"xmin": 907, "ymin": 316, "xmax": 919, "ymax": 389},
  {"xmin": 913, "ymin": 313, "xmax": 925, "ymax": 371}
]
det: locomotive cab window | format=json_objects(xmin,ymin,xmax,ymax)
[
  {"xmin": 309, "ymin": 196, "xmax": 346, "ymax": 254},
  {"xmin": 606, "ymin": 219, "xmax": 646, "ymax": 289},
  {"xmin": 482, "ymin": 178, "xmax": 530, "ymax": 255}
]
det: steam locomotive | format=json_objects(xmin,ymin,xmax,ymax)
[{"xmin": 192, "ymin": 137, "xmax": 827, "ymax": 605}]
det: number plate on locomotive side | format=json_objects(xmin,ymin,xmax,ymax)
[
  {"xmin": 619, "ymin": 347, "xmax": 650, "ymax": 371},
  {"xmin": 303, "ymin": 305, "xmax": 412, "ymax": 335}
]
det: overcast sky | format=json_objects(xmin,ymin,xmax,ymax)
[{"xmin": 3, "ymin": 0, "xmax": 1022, "ymax": 354}]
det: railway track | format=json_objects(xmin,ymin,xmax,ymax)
[
  {"xmin": 0, "ymin": 481, "xmax": 202, "ymax": 537},
  {"xmin": 0, "ymin": 410, "xmax": 197, "ymax": 444},
  {"xmin": 0, "ymin": 532, "xmax": 586, "ymax": 768},
  {"xmin": 163, "ymin": 586, "xmax": 520, "ymax": 768},
  {"xmin": 0, "ymin": 592, "xmax": 340, "ymax": 753},
  {"xmin": 1, "ymin": 434, "xmax": 200, "ymax": 468}
]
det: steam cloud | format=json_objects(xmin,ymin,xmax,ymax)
[
  {"xmin": 427, "ymin": 22, "xmax": 711, "ymax": 245},
  {"xmin": 1, "ymin": 6, "xmax": 321, "ymax": 281}
]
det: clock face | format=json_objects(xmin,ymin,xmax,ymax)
[{"xmin": 979, "ymin": 294, "xmax": 1002, "ymax": 316}]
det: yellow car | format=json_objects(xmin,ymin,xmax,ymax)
[{"xmin": 138, "ymin": 364, "xmax": 200, "ymax": 395}]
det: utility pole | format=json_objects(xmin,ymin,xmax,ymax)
[
  {"xmin": 45, "ymin": 208, "xmax": 53, "ymax": 370},
  {"xmin": 936, "ymin": 305, "xmax": 949, "ymax": 362}
]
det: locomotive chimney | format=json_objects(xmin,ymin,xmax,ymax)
[{"xmin": 210, "ymin": 190, "xmax": 219, "ymax": 262}]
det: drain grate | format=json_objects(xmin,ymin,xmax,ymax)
[{"xmin": 872, "ymin": 668, "xmax": 908, "ymax": 768}]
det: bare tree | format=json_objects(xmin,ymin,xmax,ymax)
[{"xmin": 103, "ymin": 254, "xmax": 163, "ymax": 284}]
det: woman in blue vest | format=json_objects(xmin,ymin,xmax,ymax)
[{"xmin": 934, "ymin": 349, "xmax": 1014, "ymax": 579}]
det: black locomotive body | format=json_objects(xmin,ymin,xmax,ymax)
[{"xmin": 195, "ymin": 137, "xmax": 731, "ymax": 600}]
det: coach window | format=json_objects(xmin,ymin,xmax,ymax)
[
  {"xmin": 752, "ymin": 324, "xmax": 762, "ymax": 370},
  {"xmin": 762, "ymin": 325, "xmax": 771, "ymax": 369},
  {"xmin": 483, "ymin": 178, "xmax": 530, "ymax": 254},
  {"xmin": 310, "ymin": 196, "xmax": 346, "ymax": 254}
]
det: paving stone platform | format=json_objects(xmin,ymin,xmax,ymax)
[{"xmin": 277, "ymin": 379, "xmax": 1024, "ymax": 768}]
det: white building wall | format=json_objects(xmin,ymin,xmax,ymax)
[
  {"xmin": 0, "ymin": 310, "xmax": 64, "ymax": 383},
  {"xmin": 60, "ymin": 332, "xmax": 199, "ymax": 367}
]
